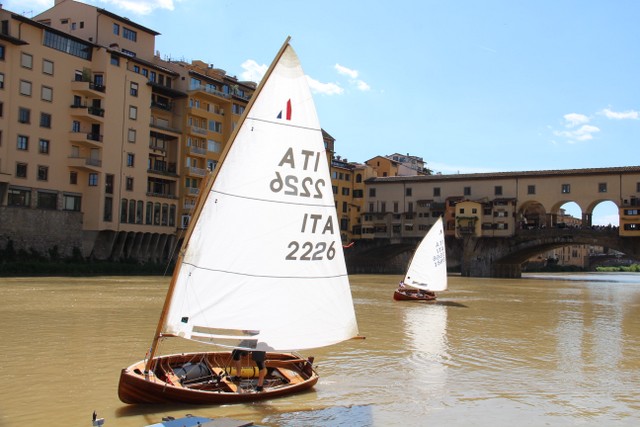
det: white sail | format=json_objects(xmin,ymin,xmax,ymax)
[
  {"xmin": 163, "ymin": 43, "xmax": 359, "ymax": 352},
  {"xmin": 403, "ymin": 217, "xmax": 447, "ymax": 292}
]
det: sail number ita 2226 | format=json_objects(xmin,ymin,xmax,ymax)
[{"xmin": 271, "ymin": 148, "xmax": 337, "ymax": 261}]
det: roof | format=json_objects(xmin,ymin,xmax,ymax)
[
  {"xmin": 366, "ymin": 165, "xmax": 640, "ymax": 184},
  {"xmin": 97, "ymin": 8, "xmax": 160, "ymax": 35}
]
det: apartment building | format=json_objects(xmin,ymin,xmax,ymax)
[{"xmin": 0, "ymin": 1, "xmax": 253, "ymax": 261}]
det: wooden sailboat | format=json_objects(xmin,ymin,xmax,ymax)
[
  {"xmin": 393, "ymin": 217, "xmax": 447, "ymax": 301},
  {"xmin": 118, "ymin": 38, "xmax": 359, "ymax": 404}
]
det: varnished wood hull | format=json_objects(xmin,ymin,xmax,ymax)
[
  {"xmin": 393, "ymin": 289, "xmax": 437, "ymax": 301},
  {"xmin": 118, "ymin": 351, "xmax": 318, "ymax": 404}
]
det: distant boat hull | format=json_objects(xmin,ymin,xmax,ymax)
[
  {"xmin": 118, "ymin": 351, "xmax": 318, "ymax": 404},
  {"xmin": 393, "ymin": 288, "xmax": 437, "ymax": 301}
]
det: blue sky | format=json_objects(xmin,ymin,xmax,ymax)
[{"xmin": 10, "ymin": 0, "xmax": 636, "ymax": 225}]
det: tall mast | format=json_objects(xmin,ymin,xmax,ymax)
[{"xmin": 143, "ymin": 37, "xmax": 293, "ymax": 374}]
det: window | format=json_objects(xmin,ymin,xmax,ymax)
[
  {"xmin": 0, "ymin": 44, "xmax": 4, "ymax": 60},
  {"xmin": 527, "ymin": 185, "xmax": 535, "ymax": 195},
  {"xmin": 342, "ymin": 187, "xmax": 350, "ymax": 196},
  {"xmin": 16, "ymin": 163, "xmax": 27, "ymax": 178},
  {"xmin": 18, "ymin": 107, "xmax": 30, "ymax": 124},
  {"xmin": 17, "ymin": 135, "xmax": 28, "ymax": 150},
  {"xmin": 20, "ymin": 80, "xmax": 32, "ymax": 96},
  {"xmin": 129, "ymin": 106, "xmax": 137, "ymax": 119},
  {"xmin": 128, "ymin": 199, "xmax": 136, "ymax": 223},
  {"xmin": 136, "ymin": 200, "xmax": 143, "ymax": 224},
  {"xmin": 88, "ymin": 173, "xmax": 98, "ymax": 186},
  {"xmin": 41, "ymin": 86, "xmax": 53, "ymax": 102},
  {"xmin": 42, "ymin": 59, "xmax": 54, "ymax": 75},
  {"xmin": 169, "ymin": 205, "xmax": 176, "ymax": 227},
  {"xmin": 43, "ymin": 30, "xmax": 92, "ymax": 60},
  {"xmin": 130, "ymin": 82, "xmax": 138, "ymax": 96},
  {"xmin": 406, "ymin": 188, "xmax": 412, "ymax": 197},
  {"xmin": 0, "ymin": 72, "xmax": 4, "ymax": 89},
  {"xmin": 104, "ymin": 197, "xmax": 113, "ymax": 221},
  {"xmin": 133, "ymin": 65, "xmax": 140, "ymax": 73},
  {"xmin": 464, "ymin": 186, "xmax": 471, "ymax": 196},
  {"xmin": 39, "ymin": 139, "xmax": 50, "ymax": 154},
  {"xmin": 126, "ymin": 177, "xmax": 134, "ymax": 191},
  {"xmin": 37, "ymin": 166, "xmax": 49, "ymax": 181},
  {"xmin": 433, "ymin": 187, "xmax": 441, "ymax": 197},
  {"xmin": 63, "ymin": 194, "xmax": 81, "ymax": 211},
  {"xmin": 369, "ymin": 188, "xmax": 376, "ymax": 197},
  {"xmin": 111, "ymin": 55, "xmax": 119, "ymax": 66},
  {"xmin": 208, "ymin": 120, "xmax": 222, "ymax": 133},
  {"xmin": 113, "ymin": 23, "xmax": 120, "ymax": 35},
  {"xmin": 561, "ymin": 184, "xmax": 570, "ymax": 194},
  {"xmin": 598, "ymin": 183, "xmax": 607, "ymax": 193},
  {"xmin": 127, "ymin": 128, "xmax": 136, "ymax": 143},
  {"xmin": 146, "ymin": 202, "xmax": 153, "ymax": 224},
  {"xmin": 126, "ymin": 153, "xmax": 135, "ymax": 167},
  {"xmin": 40, "ymin": 112, "xmax": 52, "ymax": 128},
  {"xmin": 70, "ymin": 171, "xmax": 78, "ymax": 185},
  {"xmin": 8, "ymin": 188, "xmax": 30, "ymax": 206},
  {"xmin": 119, "ymin": 199, "xmax": 127, "ymax": 222},
  {"xmin": 494, "ymin": 186, "xmax": 503, "ymax": 196},
  {"xmin": 123, "ymin": 27, "xmax": 137, "ymax": 41},
  {"xmin": 204, "ymin": 140, "xmax": 219, "ymax": 153},
  {"xmin": 104, "ymin": 174, "xmax": 114, "ymax": 194},
  {"xmin": 21, "ymin": 52, "xmax": 33, "ymax": 69}
]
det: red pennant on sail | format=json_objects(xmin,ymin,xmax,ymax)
[{"xmin": 277, "ymin": 99, "xmax": 292, "ymax": 120}]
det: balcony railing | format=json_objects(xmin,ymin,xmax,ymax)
[
  {"xmin": 190, "ymin": 126, "xmax": 207, "ymax": 136},
  {"xmin": 189, "ymin": 145, "xmax": 207, "ymax": 156}
]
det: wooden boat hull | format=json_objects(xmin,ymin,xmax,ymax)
[
  {"xmin": 393, "ymin": 289, "xmax": 437, "ymax": 301},
  {"xmin": 118, "ymin": 351, "xmax": 318, "ymax": 404}
]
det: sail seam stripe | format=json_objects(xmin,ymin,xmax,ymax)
[
  {"xmin": 248, "ymin": 116, "xmax": 320, "ymax": 132},
  {"xmin": 183, "ymin": 262, "xmax": 348, "ymax": 279},
  {"xmin": 212, "ymin": 189, "xmax": 334, "ymax": 208}
]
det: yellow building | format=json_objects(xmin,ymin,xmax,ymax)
[
  {"xmin": 156, "ymin": 59, "xmax": 255, "ymax": 229},
  {"xmin": 0, "ymin": 1, "xmax": 253, "ymax": 260}
]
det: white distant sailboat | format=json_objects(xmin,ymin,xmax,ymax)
[
  {"xmin": 118, "ymin": 38, "xmax": 359, "ymax": 404},
  {"xmin": 394, "ymin": 217, "xmax": 447, "ymax": 301}
]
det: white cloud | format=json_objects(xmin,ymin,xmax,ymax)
[
  {"xmin": 600, "ymin": 108, "xmax": 639, "ymax": 120},
  {"xmin": 240, "ymin": 59, "xmax": 268, "ymax": 83},
  {"xmin": 553, "ymin": 124, "xmax": 600, "ymax": 143},
  {"xmin": 92, "ymin": 0, "xmax": 178, "ymax": 15},
  {"xmin": 306, "ymin": 76, "xmax": 344, "ymax": 95},
  {"xmin": 335, "ymin": 64, "xmax": 358, "ymax": 79},
  {"xmin": 239, "ymin": 59, "xmax": 344, "ymax": 95},
  {"xmin": 563, "ymin": 113, "xmax": 589, "ymax": 128},
  {"xmin": 355, "ymin": 80, "xmax": 371, "ymax": 91},
  {"xmin": 334, "ymin": 63, "xmax": 370, "ymax": 92}
]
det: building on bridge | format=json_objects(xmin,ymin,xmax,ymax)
[{"xmin": 359, "ymin": 166, "xmax": 640, "ymax": 241}]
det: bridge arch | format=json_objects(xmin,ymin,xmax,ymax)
[
  {"xmin": 461, "ymin": 228, "xmax": 640, "ymax": 278},
  {"xmin": 518, "ymin": 200, "xmax": 547, "ymax": 228}
]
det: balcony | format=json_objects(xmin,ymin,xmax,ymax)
[
  {"xmin": 188, "ymin": 145, "xmax": 207, "ymax": 157},
  {"xmin": 68, "ymin": 131, "xmax": 103, "ymax": 148},
  {"xmin": 147, "ymin": 162, "xmax": 178, "ymax": 177},
  {"xmin": 70, "ymin": 105, "xmax": 104, "ymax": 123},
  {"xmin": 151, "ymin": 100, "xmax": 173, "ymax": 111},
  {"xmin": 146, "ymin": 191, "xmax": 178, "ymax": 200},
  {"xmin": 68, "ymin": 155, "xmax": 102, "ymax": 171},
  {"xmin": 71, "ymin": 80, "xmax": 106, "ymax": 97},
  {"xmin": 186, "ymin": 166, "xmax": 207, "ymax": 177},
  {"xmin": 190, "ymin": 125, "xmax": 207, "ymax": 136}
]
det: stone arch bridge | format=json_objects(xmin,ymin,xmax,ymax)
[{"xmin": 344, "ymin": 228, "xmax": 640, "ymax": 278}]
